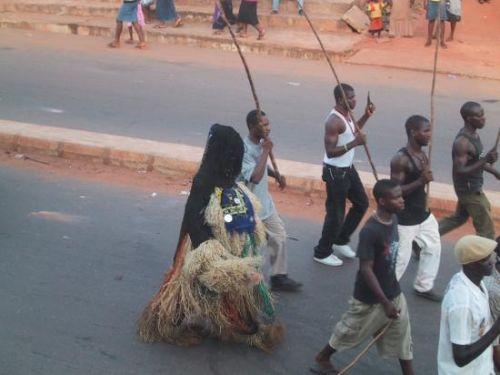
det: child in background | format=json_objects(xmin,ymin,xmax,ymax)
[
  {"xmin": 126, "ymin": 1, "xmax": 146, "ymax": 44},
  {"xmin": 142, "ymin": 0, "xmax": 154, "ymax": 24},
  {"xmin": 109, "ymin": 0, "xmax": 147, "ymax": 49},
  {"xmin": 237, "ymin": 0, "xmax": 265, "ymax": 40},
  {"xmin": 366, "ymin": 0, "xmax": 386, "ymax": 38}
]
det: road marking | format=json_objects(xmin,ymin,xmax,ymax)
[
  {"xmin": 29, "ymin": 211, "xmax": 85, "ymax": 223},
  {"xmin": 40, "ymin": 107, "xmax": 65, "ymax": 114}
]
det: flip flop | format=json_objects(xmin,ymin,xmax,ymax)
[{"xmin": 309, "ymin": 362, "xmax": 338, "ymax": 375}]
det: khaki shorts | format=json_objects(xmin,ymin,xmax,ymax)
[{"xmin": 329, "ymin": 293, "xmax": 413, "ymax": 360}]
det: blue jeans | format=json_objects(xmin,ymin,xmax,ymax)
[{"xmin": 272, "ymin": 0, "xmax": 304, "ymax": 11}]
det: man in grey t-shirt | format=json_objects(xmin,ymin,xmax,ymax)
[{"xmin": 240, "ymin": 109, "xmax": 302, "ymax": 292}]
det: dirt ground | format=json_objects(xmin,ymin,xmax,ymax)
[
  {"xmin": 356, "ymin": 0, "xmax": 500, "ymax": 75},
  {"xmin": 2, "ymin": 150, "xmax": 494, "ymax": 243}
]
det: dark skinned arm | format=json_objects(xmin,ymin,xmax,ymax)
[
  {"xmin": 355, "ymin": 102, "xmax": 376, "ymax": 129},
  {"xmin": 484, "ymin": 164, "xmax": 500, "ymax": 180},
  {"xmin": 324, "ymin": 116, "xmax": 365, "ymax": 158},
  {"xmin": 390, "ymin": 153, "xmax": 433, "ymax": 196},
  {"xmin": 494, "ymin": 345, "xmax": 500, "ymax": 371},
  {"xmin": 452, "ymin": 317, "xmax": 500, "ymax": 367},
  {"xmin": 453, "ymin": 138, "xmax": 496, "ymax": 177},
  {"xmin": 250, "ymin": 139, "xmax": 272, "ymax": 184},
  {"xmin": 359, "ymin": 259, "xmax": 399, "ymax": 318}
]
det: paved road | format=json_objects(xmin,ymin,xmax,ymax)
[
  {"xmin": 0, "ymin": 164, "xmax": 463, "ymax": 374},
  {"xmin": 0, "ymin": 30, "xmax": 499, "ymax": 191}
]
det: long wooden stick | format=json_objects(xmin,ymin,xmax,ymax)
[
  {"xmin": 298, "ymin": 3, "xmax": 379, "ymax": 181},
  {"xmin": 215, "ymin": 0, "xmax": 281, "ymax": 177},
  {"xmin": 425, "ymin": 11, "xmax": 442, "ymax": 204},
  {"xmin": 337, "ymin": 320, "xmax": 394, "ymax": 375}
]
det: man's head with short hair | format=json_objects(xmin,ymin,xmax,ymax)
[
  {"xmin": 246, "ymin": 109, "xmax": 266, "ymax": 129},
  {"xmin": 373, "ymin": 179, "xmax": 404, "ymax": 214},
  {"xmin": 405, "ymin": 115, "xmax": 431, "ymax": 146},
  {"xmin": 460, "ymin": 102, "xmax": 485, "ymax": 129},
  {"xmin": 246, "ymin": 109, "xmax": 269, "ymax": 140},
  {"xmin": 333, "ymin": 83, "xmax": 356, "ymax": 110}
]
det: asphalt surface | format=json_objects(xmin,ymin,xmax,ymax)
[
  {"xmin": 0, "ymin": 164, "xmax": 463, "ymax": 374},
  {"xmin": 0, "ymin": 30, "xmax": 499, "ymax": 190}
]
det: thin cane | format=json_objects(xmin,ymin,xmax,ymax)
[
  {"xmin": 215, "ymin": 0, "xmax": 281, "ymax": 178},
  {"xmin": 297, "ymin": 3, "xmax": 379, "ymax": 181},
  {"xmin": 337, "ymin": 319, "xmax": 394, "ymax": 375},
  {"xmin": 425, "ymin": 10, "xmax": 442, "ymax": 207}
]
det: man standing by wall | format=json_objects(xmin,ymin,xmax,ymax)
[{"xmin": 313, "ymin": 83, "xmax": 374, "ymax": 267}]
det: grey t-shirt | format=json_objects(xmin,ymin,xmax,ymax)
[{"xmin": 240, "ymin": 136, "xmax": 275, "ymax": 220}]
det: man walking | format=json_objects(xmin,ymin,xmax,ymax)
[
  {"xmin": 390, "ymin": 115, "xmax": 442, "ymax": 301},
  {"xmin": 313, "ymin": 83, "xmax": 374, "ymax": 267},
  {"xmin": 438, "ymin": 235, "xmax": 500, "ymax": 373},
  {"xmin": 311, "ymin": 180, "xmax": 414, "ymax": 375},
  {"xmin": 439, "ymin": 102, "xmax": 499, "ymax": 240},
  {"xmin": 241, "ymin": 109, "xmax": 302, "ymax": 292}
]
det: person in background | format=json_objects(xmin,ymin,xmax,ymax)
[
  {"xmin": 445, "ymin": 0, "xmax": 461, "ymax": 42},
  {"xmin": 155, "ymin": 0, "xmax": 182, "ymax": 28},
  {"xmin": 424, "ymin": 0, "xmax": 447, "ymax": 48},
  {"xmin": 109, "ymin": 0, "xmax": 147, "ymax": 49},
  {"xmin": 237, "ymin": 0, "xmax": 265, "ymax": 40}
]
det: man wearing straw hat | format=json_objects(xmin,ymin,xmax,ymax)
[{"xmin": 437, "ymin": 235, "xmax": 500, "ymax": 373}]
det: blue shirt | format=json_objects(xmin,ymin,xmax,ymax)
[{"xmin": 240, "ymin": 136, "xmax": 275, "ymax": 220}]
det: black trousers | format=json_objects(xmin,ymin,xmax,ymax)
[{"xmin": 314, "ymin": 164, "xmax": 369, "ymax": 258}]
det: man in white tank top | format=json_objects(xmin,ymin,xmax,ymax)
[{"xmin": 314, "ymin": 83, "xmax": 375, "ymax": 267}]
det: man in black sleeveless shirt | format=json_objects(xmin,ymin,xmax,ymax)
[
  {"xmin": 391, "ymin": 115, "xmax": 442, "ymax": 302},
  {"xmin": 439, "ymin": 102, "xmax": 499, "ymax": 239}
]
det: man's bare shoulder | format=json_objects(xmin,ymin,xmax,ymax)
[
  {"xmin": 391, "ymin": 149, "xmax": 410, "ymax": 169},
  {"xmin": 452, "ymin": 135, "xmax": 474, "ymax": 154},
  {"xmin": 325, "ymin": 113, "xmax": 345, "ymax": 132}
]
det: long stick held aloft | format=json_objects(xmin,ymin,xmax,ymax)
[
  {"xmin": 298, "ymin": 4, "xmax": 379, "ymax": 181},
  {"xmin": 215, "ymin": 0, "xmax": 280, "ymax": 177},
  {"xmin": 425, "ymin": 12, "xmax": 442, "ymax": 203}
]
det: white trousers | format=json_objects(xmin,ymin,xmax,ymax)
[
  {"xmin": 262, "ymin": 210, "xmax": 288, "ymax": 276},
  {"xmin": 395, "ymin": 214, "xmax": 441, "ymax": 292}
]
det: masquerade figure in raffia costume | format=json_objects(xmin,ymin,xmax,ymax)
[{"xmin": 138, "ymin": 124, "xmax": 284, "ymax": 351}]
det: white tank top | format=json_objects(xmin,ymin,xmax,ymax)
[{"xmin": 323, "ymin": 108, "xmax": 356, "ymax": 168}]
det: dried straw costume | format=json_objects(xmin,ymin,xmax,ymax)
[{"xmin": 138, "ymin": 124, "xmax": 283, "ymax": 351}]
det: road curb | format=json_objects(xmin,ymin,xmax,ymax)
[{"xmin": 0, "ymin": 119, "xmax": 499, "ymax": 222}]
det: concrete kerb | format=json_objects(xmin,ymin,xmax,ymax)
[{"xmin": 0, "ymin": 119, "xmax": 499, "ymax": 222}]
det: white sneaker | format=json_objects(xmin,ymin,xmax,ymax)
[
  {"xmin": 333, "ymin": 244, "xmax": 356, "ymax": 259},
  {"xmin": 313, "ymin": 254, "xmax": 344, "ymax": 267}
]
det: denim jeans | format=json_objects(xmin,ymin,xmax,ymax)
[
  {"xmin": 272, "ymin": 0, "xmax": 304, "ymax": 11},
  {"xmin": 314, "ymin": 165, "xmax": 369, "ymax": 258}
]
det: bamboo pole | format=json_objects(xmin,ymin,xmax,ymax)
[
  {"xmin": 338, "ymin": 320, "xmax": 394, "ymax": 374},
  {"xmin": 425, "ymin": 11, "xmax": 442, "ymax": 205}
]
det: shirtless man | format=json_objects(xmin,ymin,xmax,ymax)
[
  {"xmin": 439, "ymin": 102, "xmax": 499, "ymax": 240},
  {"xmin": 391, "ymin": 115, "xmax": 442, "ymax": 302},
  {"xmin": 313, "ymin": 83, "xmax": 374, "ymax": 267}
]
